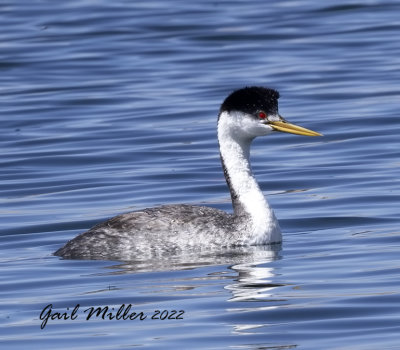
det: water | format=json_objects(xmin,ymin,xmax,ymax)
[{"xmin": 1, "ymin": 0, "xmax": 400, "ymax": 349}]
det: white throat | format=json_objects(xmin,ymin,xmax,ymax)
[{"xmin": 218, "ymin": 111, "xmax": 282, "ymax": 244}]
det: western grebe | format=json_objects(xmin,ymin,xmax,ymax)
[{"xmin": 55, "ymin": 87, "xmax": 321, "ymax": 260}]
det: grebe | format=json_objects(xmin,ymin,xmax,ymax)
[{"xmin": 55, "ymin": 87, "xmax": 321, "ymax": 260}]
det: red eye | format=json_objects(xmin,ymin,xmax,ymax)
[{"xmin": 258, "ymin": 111, "xmax": 267, "ymax": 119}]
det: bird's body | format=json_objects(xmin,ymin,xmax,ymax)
[
  {"xmin": 55, "ymin": 87, "xmax": 321, "ymax": 260},
  {"xmin": 56, "ymin": 205, "xmax": 243, "ymax": 260}
]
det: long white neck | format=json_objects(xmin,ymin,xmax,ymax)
[{"xmin": 217, "ymin": 111, "xmax": 282, "ymax": 244}]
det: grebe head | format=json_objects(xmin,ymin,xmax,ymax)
[{"xmin": 219, "ymin": 86, "xmax": 322, "ymax": 140}]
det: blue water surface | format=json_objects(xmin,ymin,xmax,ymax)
[{"xmin": 1, "ymin": 1, "xmax": 400, "ymax": 349}]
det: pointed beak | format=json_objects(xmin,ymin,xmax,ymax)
[{"xmin": 269, "ymin": 120, "xmax": 322, "ymax": 136}]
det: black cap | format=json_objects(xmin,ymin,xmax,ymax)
[{"xmin": 220, "ymin": 86, "xmax": 280, "ymax": 116}]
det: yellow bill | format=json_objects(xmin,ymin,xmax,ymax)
[{"xmin": 269, "ymin": 120, "xmax": 322, "ymax": 136}]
